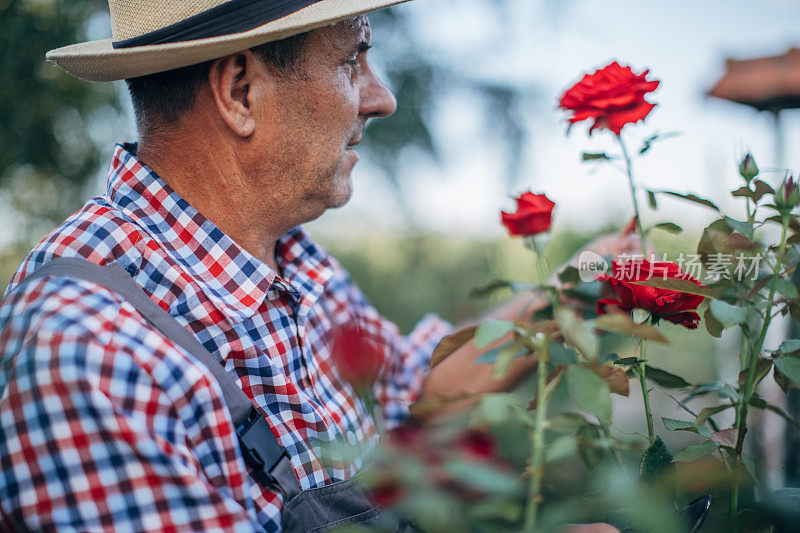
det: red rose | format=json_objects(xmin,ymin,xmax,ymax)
[
  {"xmin": 457, "ymin": 430, "xmax": 496, "ymax": 460},
  {"xmin": 559, "ymin": 61, "xmax": 659, "ymax": 135},
  {"xmin": 330, "ymin": 324, "xmax": 385, "ymax": 390},
  {"xmin": 501, "ymin": 192, "xmax": 555, "ymax": 237},
  {"xmin": 596, "ymin": 259, "xmax": 706, "ymax": 329}
]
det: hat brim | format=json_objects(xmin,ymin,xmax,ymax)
[{"xmin": 46, "ymin": 0, "xmax": 409, "ymax": 82}]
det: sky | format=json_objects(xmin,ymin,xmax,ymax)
[{"xmin": 310, "ymin": 0, "xmax": 800, "ymax": 240}]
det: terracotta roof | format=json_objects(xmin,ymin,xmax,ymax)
[{"xmin": 708, "ymin": 47, "xmax": 800, "ymax": 111}]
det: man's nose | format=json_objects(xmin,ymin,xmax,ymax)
[{"xmin": 360, "ymin": 66, "xmax": 397, "ymax": 119}]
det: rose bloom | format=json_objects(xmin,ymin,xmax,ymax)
[
  {"xmin": 596, "ymin": 259, "xmax": 706, "ymax": 329},
  {"xmin": 330, "ymin": 324, "xmax": 385, "ymax": 390},
  {"xmin": 501, "ymin": 192, "xmax": 555, "ymax": 237},
  {"xmin": 559, "ymin": 61, "xmax": 659, "ymax": 135}
]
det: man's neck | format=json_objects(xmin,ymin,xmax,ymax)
[{"xmin": 136, "ymin": 137, "xmax": 291, "ymax": 274}]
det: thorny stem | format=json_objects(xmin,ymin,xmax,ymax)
[
  {"xmin": 525, "ymin": 338, "xmax": 550, "ymax": 532},
  {"xmin": 735, "ymin": 216, "xmax": 788, "ymax": 453},
  {"xmin": 729, "ymin": 214, "xmax": 789, "ymax": 528},
  {"xmin": 637, "ymin": 340, "xmax": 655, "ymax": 444},
  {"xmin": 618, "ymin": 134, "xmax": 648, "ymax": 258}
]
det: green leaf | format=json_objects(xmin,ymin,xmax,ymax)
[
  {"xmin": 774, "ymin": 356, "xmax": 800, "ymax": 388},
  {"xmin": 661, "ymin": 417, "xmax": 714, "ymax": 439},
  {"xmin": 630, "ymin": 277, "xmax": 712, "ymax": 298},
  {"xmin": 614, "ymin": 357, "xmax": 645, "ymax": 366},
  {"xmin": 673, "ymin": 441, "xmax": 718, "ymax": 462},
  {"xmin": 753, "ymin": 179, "xmax": 774, "ymax": 202},
  {"xmin": 749, "ymin": 396, "xmax": 800, "ymax": 429},
  {"xmin": 467, "ymin": 499, "xmax": 523, "ymax": 524},
  {"xmin": 548, "ymin": 342, "xmax": 579, "ymax": 366},
  {"xmin": 720, "ymin": 384, "xmax": 741, "ymax": 402},
  {"xmin": 737, "ymin": 358, "xmax": 773, "ymax": 390},
  {"xmin": 647, "ymin": 190, "xmax": 658, "ymax": 209},
  {"xmin": 444, "ymin": 459, "xmax": 523, "ymax": 497},
  {"xmin": 732, "ymin": 186, "xmax": 755, "ymax": 199},
  {"xmin": 473, "ymin": 340, "xmax": 514, "ymax": 364},
  {"xmin": 594, "ymin": 314, "xmax": 670, "ymax": 344},
  {"xmin": 577, "ymin": 424, "xmax": 605, "ymax": 470},
  {"xmin": 709, "ymin": 300, "xmax": 748, "ymax": 329},
  {"xmin": 649, "ymin": 222, "xmax": 683, "ymax": 235},
  {"xmin": 645, "ymin": 365, "xmax": 691, "ymax": 388},
  {"xmin": 656, "ymin": 190, "xmax": 720, "ymax": 212},
  {"xmin": 555, "ymin": 308, "xmax": 598, "ymax": 360},
  {"xmin": 582, "ymin": 152, "xmax": 610, "ymax": 161},
  {"xmin": 638, "ymin": 436, "xmax": 675, "ymax": 488},
  {"xmin": 548, "ymin": 413, "xmax": 588, "ymax": 433},
  {"xmin": 774, "ymin": 339, "xmax": 800, "ymax": 356},
  {"xmin": 491, "ymin": 344, "xmax": 529, "ymax": 379},
  {"xmin": 776, "ymin": 278, "xmax": 799, "ymax": 300},
  {"xmin": 566, "ymin": 366, "xmax": 612, "ymax": 426},
  {"xmin": 558, "ymin": 266, "xmax": 581, "ymax": 285},
  {"xmin": 697, "ymin": 219, "xmax": 731, "ymax": 261},
  {"xmin": 723, "ymin": 216, "xmax": 753, "ymax": 237},
  {"xmin": 684, "ymin": 382, "xmax": 724, "ymax": 401},
  {"xmin": 475, "ymin": 319, "xmax": 514, "ymax": 348},
  {"xmin": 469, "ymin": 279, "xmax": 535, "ymax": 298},
  {"xmin": 545, "ymin": 435, "xmax": 578, "ymax": 462},
  {"xmin": 704, "ymin": 306, "xmax": 724, "ymax": 338},
  {"xmin": 697, "ymin": 404, "xmax": 734, "ymax": 426},
  {"xmin": 475, "ymin": 393, "xmax": 519, "ymax": 424}
]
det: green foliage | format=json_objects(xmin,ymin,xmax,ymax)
[
  {"xmin": 1, "ymin": 0, "xmax": 120, "ymax": 229},
  {"xmin": 566, "ymin": 366, "xmax": 612, "ymax": 426},
  {"xmin": 638, "ymin": 436, "xmax": 675, "ymax": 488}
]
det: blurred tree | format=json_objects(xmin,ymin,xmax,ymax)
[
  {"xmin": 366, "ymin": 3, "xmax": 539, "ymax": 214},
  {"xmin": 0, "ymin": 0, "xmax": 119, "ymax": 238}
]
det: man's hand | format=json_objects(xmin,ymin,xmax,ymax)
[
  {"xmin": 550, "ymin": 232, "xmax": 650, "ymax": 289},
  {"xmin": 418, "ymin": 231, "xmax": 651, "ymax": 416}
]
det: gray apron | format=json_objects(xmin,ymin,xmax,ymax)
[{"xmin": 13, "ymin": 257, "xmax": 411, "ymax": 533}]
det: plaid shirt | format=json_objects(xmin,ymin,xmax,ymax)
[{"xmin": 0, "ymin": 144, "xmax": 450, "ymax": 532}]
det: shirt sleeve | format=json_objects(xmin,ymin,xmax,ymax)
[
  {"xmin": 0, "ymin": 278, "xmax": 272, "ymax": 533},
  {"xmin": 372, "ymin": 312, "xmax": 453, "ymax": 429}
]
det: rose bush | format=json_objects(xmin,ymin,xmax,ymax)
[
  {"xmin": 596, "ymin": 259, "xmax": 706, "ymax": 329},
  {"xmin": 501, "ymin": 191, "xmax": 555, "ymax": 237},
  {"xmin": 354, "ymin": 61, "xmax": 800, "ymax": 533}
]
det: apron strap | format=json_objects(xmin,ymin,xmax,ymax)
[{"xmin": 13, "ymin": 257, "xmax": 292, "ymax": 491}]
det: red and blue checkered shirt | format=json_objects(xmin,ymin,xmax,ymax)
[{"xmin": 0, "ymin": 144, "xmax": 450, "ymax": 532}]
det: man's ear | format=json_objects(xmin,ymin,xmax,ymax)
[{"xmin": 207, "ymin": 51, "xmax": 265, "ymax": 138}]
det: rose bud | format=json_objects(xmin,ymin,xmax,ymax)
[
  {"xmin": 559, "ymin": 61, "xmax": 659, "ymax": 135},
  {"xmin": 738, "ymin": 153, "xmax": 759, "ymax": 182},
  {"xmin": 596, "ymin": 259, "xmax": 706, "ymax": 329},
  {"xmin": 501, "ymin": 191, "xmax": 556, "ymax": 237},
  {"xmin": 330, "ymin": 324, "xmax": 386, "ymax": 391},
  {"xmin": 776, "ymin": 174, "xmax": 800, "ymax": 212}
]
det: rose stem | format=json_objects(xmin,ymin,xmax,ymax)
[
  {"xmin": 525, "ymin": 337, "xmax": 550, "ymax": 532},
  {"xmin": 729, "ymin": 213, "xmax": 789, "ymax": 528},
  {"xmin": 618, "ymin": 134, "xmax": 655, "ymax": 444},
  {"xmin": 637, "ymin": 339, "xmax": 655, "ymax": 444},
  {"xmin": 617, "ymin": 134, "xmax": 648, "ymax": 259}
]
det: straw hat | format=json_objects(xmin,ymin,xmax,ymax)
[{"xmin": 46, "ymin": 0, "xmax": 409, "ymax": 82}]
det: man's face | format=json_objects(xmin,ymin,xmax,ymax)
[{"xmin": 250, "ymin": 16, "xmax": 396, "ymax": 220}]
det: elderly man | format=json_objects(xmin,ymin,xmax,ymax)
[{"xmin": 0, "ymin": 1, "xmax": 633, "ymax": 531}]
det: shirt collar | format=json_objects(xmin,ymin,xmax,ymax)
[{"xmin": 106, "ymin": 143, "xmax": 335, "ymax": 323}]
